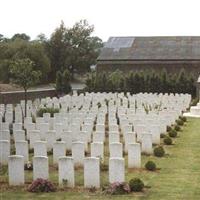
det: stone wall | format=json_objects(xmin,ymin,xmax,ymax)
[{"xmin": 0, "ymin": 89, "xmax": 57, "ymax": 104}]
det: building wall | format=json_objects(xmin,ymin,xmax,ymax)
[{"xmin": 96, "ymin": 60, "xmax": 200, "ymax": 77}]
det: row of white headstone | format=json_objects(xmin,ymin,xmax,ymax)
[
  {"xmin": 0, "ymin": 140, "xmax": 141, "ymax": 167},
  {"xmin": 8, "ymin": 155, "xmax": 126, "ymax": 188}
]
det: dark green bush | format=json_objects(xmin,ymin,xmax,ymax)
[
  {"xmin": 179, "ymin": 116, "xmax": 187, "ymax": 122},
  {"xmin": 168, "ymin": 129, "xmax": 177, "ymax": 138},
  {"xmin": 160, "ymin": 133, "xmax": 166, "ymax": 138},
  {"xmin": 37, "ymin": 107, "xmax": 59, "ymax": 117},
  {"xmin": 176, "ymin": 119, "xmax": 184, "ymax": 126},
  {"xmin": 174, "ymin": 125, "xmax": 181, "ymax": 132},
  {"xmin": 62, "ymin": 69, "xmax": 72, "ymax": 94},
  {"xmin": 154, "ymin": 146, "xmax": 165, "ymax": 157},
  {"xmin": 145, "ymin": 161, "xmax": 156, "ymax": 171},
  {"xmin": 167, "ymin": 126, "xmax": 172, "ymax": 132},
  {"xmin": 129, "ymin": 178, "xmax": 144, "ymax": 192},
  {"xmin": 163, "ymin": 136, "xmax": 172, "ymax": 145}
]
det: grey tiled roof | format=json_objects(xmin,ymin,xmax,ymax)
[{"xmin": 98, "ymin": 36, "xmax": 200, "ymax": 61}]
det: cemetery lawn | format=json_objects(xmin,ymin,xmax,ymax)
[{"xmin": 1, "ymin": 117, "xmax": 200, "ymax": 200}]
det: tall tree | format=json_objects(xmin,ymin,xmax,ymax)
[
  {"xmin": 12, "ymin": 33, "xmax": 30, "ymax": 41},
  {"xmin": 65, "ymin": 20, "xmax": 103, "ymax": 79},
  {"xmin": 47, "ymin": 21, "xmax": 68, "ymax": 81},
  {"xmin": 9, "ymin": 58, "xmax": 41, "ymax": 117},
  {"xmin": 0, "ymin": 39, "xmax": 50, "ymax": 83}
]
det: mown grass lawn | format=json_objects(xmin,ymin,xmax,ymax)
[{"xmin": 1, "ymin": 117, "xmax": 200, "ymax": 200}]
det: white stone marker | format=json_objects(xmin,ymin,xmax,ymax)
[
  {"xmin": 93, "ymin": 131, "xmax": 104, "ymax": 143},
  {"xmin": 84, "ymin": 157, "xmax": 100, "ymax": 188},
  {"xmin": 128, "ymin": 143, "xmax": 141, "ymax": 168},
  {"xmin": 141, "ymin": 133, "xmax": 153, "ymax": 154},
  {"xmin": 29, "ymin": 130, "xmax": 40, "ymax": 149},
  {"xmin": 53, "ymin": 141, "xmax": 66, "ymax": 164},
  {"xmin": 58, "ymin": 156, "xmax": 74, "ymax": 187},
  {"xmin": 150, "ymin": 125, "xmax": 160, "ymax": 145},
  {"xmin": 0, "ymin": 140, "xmax": 10, "ymax": 164},
  {"xmin": 91, "ymin": 142, "xmax": 104, "ymax": 161},
  {"xmin": 109, "ymin": 158, "xmax": 125, "ymax": 183},
  {"xmin": 109, "ymin": 142, "xmax": 123, "ymax": 158},
  {"xmin": 33, "ymin": 141, "xmax": 47, "ymax": 156},
  {"xmin": 0, "ymin": 130, "xmax": 10, "ymax": 141},
  {"xmin": 33, "ymin": 156, "xmax": 49, "ymax": 180},
  {"xmin": 72, "ymin": 142, "xmax": 85, "ymax": 166},
  {"xmin": 61, "ymin": 131, "xmax": 72, "ymax": 150},
  {"xmin": 124, "ymin": 132, "xmax": 136, "ymax": 152},
  {"xmin": 13, "ymin": 130, "xmax": 26, "ymax": 141},
  {"xmin": 15, "ymin": 140, "xmax": 29, "ymax": 163},
  {"xmin": 109, "ymin": 132, "xmax": 120, "ymax": 144},
  {"xmin": 8, "ymin": 155, "xmax": 24, "ymax": 185},
  {"xmin": 45, "ymin": 130, "xmax": 56, "ymax": 150}
]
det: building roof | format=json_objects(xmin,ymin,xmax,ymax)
[{"xmin": 97, "ymin": 36, "xmax": 200, "ymax": 61}]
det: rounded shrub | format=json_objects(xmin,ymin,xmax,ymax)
[
  {"xmin": 168, "ymin": 129, "xmax": 177, "ymax": 138},
  {"xmin": 179, "ymin": 116, "xmax": 187, "ymax": 122},
  {"xmin": 163, "ymin": 136, "xmax": 172, "ymax": 145},
  {"xmin": 167, "ymin": 126, "xmax": 172, "ymax": 132},
  {"xmin": 129, "ymin": 178, "xmax": 144, "ymax": 192},
  {"xmin": 160, "ymin": 133, "xmax": 166, "ymax": 138},
  {"xmin": 174, "ymin": 125, "xmax": 181, "ymax": 132},
  {"xmin": 154, "ymin": 146, "xmax": 165, "ymax": 157},
  {"xmin": 145, "ymin": 161, "xmax": 156, "ymax": 171},
  {"xmin": 176, "ymin": 119, "xmax": 184, "ymax": 126}
]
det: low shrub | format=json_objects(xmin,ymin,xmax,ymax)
[
  {"xmin": 167, "ymin": 126, "xmax": 172, "ymax": 132},
  {"xmin": 179, "ymin": 116, "xmax": 187, "ymax": 122},
  {"xmin": 154, "ymin": 146, "xmax": 165, "ymax": 157},
  {"xmin": 174, "ymin": 125, "xmax": 181, "ymax": 132},
  {"xmin": 163, "ymin": 136, "xmax": 172, "ymax": 145},
  {"xmin": 160, "ymin": 133, "xmax": 166, "ymax": 138},
  {"xmin": 176, "ymin": 119, "xmax": 184, "ymax": 126},
  {"xmin": 104, "ymin": 182, "xmax": 130, "ymax": 195},
  {"xmin": 145, "ymin": 161, "xmax": 156, "ymax": 171},
  {"xmin": 28, "ymin": 178, "xmax": 56, "ymax": 193},
  {"xmin": 168, "ymin": 129, "xmax": 177, "ymax": 138},
  {"xmin": 129, "ymin": 178, "xmax": 144, "ymax": 192},
  {"xmin": 37, "ymin": 107, "xmax": 59, "ymax": 118}
]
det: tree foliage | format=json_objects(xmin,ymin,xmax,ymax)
[
  {"xmin": 9, "ymin": 58, "xmax": 41, "ymax": 117},
  {"xmin": 9, "ymin": 58, "xmax": 41, "ymax": 90},
  {"xmin": 48, "ymin": 20, "xmax": 103, "ymax": 80},
  {"xmin": 55, "ymin": 69, "xmax": 72, "ymax": 94}
]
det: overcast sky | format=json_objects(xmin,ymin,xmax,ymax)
[{"xmin": 1, "ymin": 0, "xmax": 200, "ymax": 41}]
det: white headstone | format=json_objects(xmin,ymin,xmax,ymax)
[
  {"xmin": 33, "ymin": 141, "xmax": 47, "ymax": 157},
  {"xmin": 53, "ymin": 141, "xmax": 66, "ymax": 164},
  {"xmin": 91, "ymin": 142, "xmax": 104, "ymax": 161},
  {"xmin": 128, "ymin": 143, "xmax": 141, "ymax": 168},
  {"xmin": 0, "ymin": 140, "xmax": 10, "ymax": 164},
  {"xmin": 8, "ymin": 155, "xmax": 24, "ymax": 185},
  {"xmin": 58, "ymin": 156, "xmax": 74, "ymax": 187},
  {"xmin": 72, "ymin": 142, "xmax": 85, "ymax": 166},
  {"xmin": 109, "ymin": 158, "xmax": 125, "ymax": 183},
  {"xmin": 109, "ymin": 142, "xmax": 123, "ymax": 158},
  {"xmin": 15, "ymin": 140, "xmax": 29, "ymax": 163},
  {"xmin": 33, "ymin": 156, "xmax": 49, "ymax": 180},
  {"xmin": 84, "ymin": 157, "xmax": 100, "ymax": 188},
  {"xmin": 141, "ymin": 133, "xmax": 153, "ymax": 154}
]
